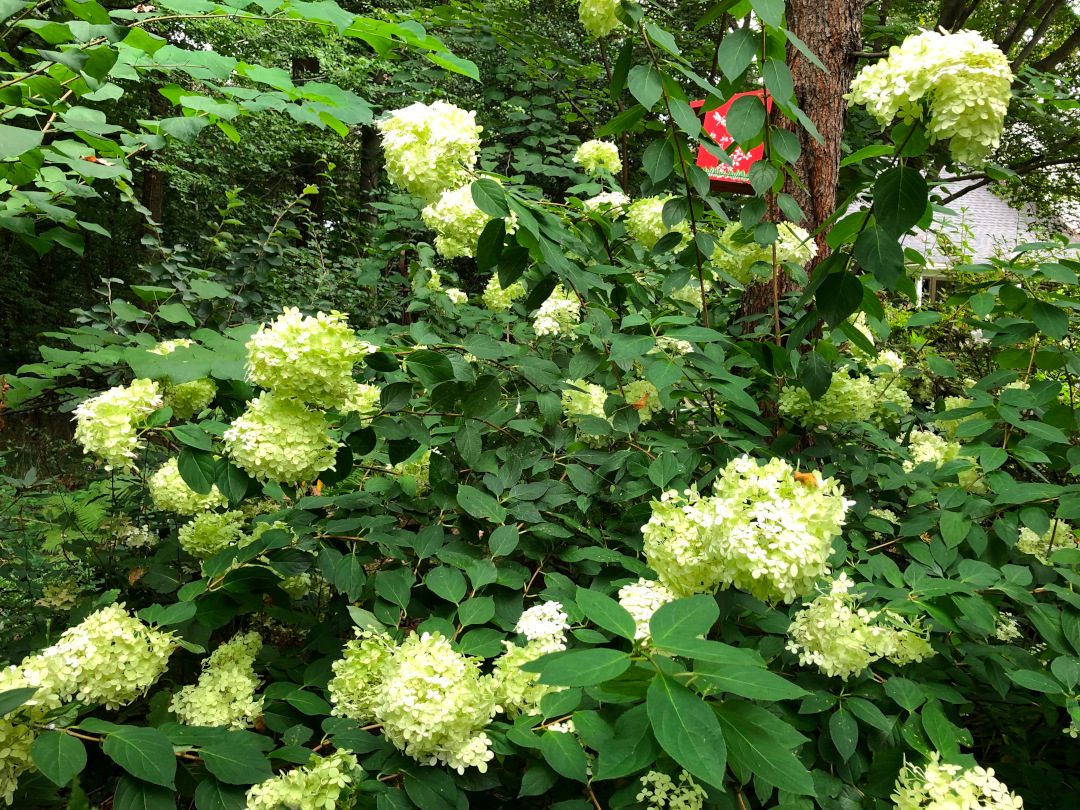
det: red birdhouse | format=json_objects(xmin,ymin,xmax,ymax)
[{"xmin": 691, "ymin": 91, "xmax": 772, "ymax": 195}]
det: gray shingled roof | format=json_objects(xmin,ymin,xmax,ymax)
[{"xmin": 900, "ymin": 180, "xmax": 1046, "ymax": 264}]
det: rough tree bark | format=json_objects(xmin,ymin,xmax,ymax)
[{"xmin": 738, "ymin": 0, "xmax": 863, "ymax": 322}]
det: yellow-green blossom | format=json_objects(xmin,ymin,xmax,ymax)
[{"xmin": 73, "ymin": 379, "xmax": 162, "ymax": 471}]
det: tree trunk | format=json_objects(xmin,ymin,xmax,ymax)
[
  {"xmin": 357, "ymin": 124, "xmax": 381, "ymax": 228},
  {"xmin": 738, "ymin": 0, "xmax": 862, "ymax": 321}
]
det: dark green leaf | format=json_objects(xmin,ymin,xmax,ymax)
[
  {"xmin": 0, "ymin": 686, "xmax": 39, "ymax": 716},
  {"xmin": 799, "ymin": 351, "xmax": 832, "ymax": 401},
  {"xmin": 31, "ymin": 731, "xmax": 87, "ymax": 786},
  {"xmin": 715, "ymin": 702, "xmax": 814, "ymax": 796},
  {"xmin": 647, "ymin": 674, "xmax": 727, "ymax": 789},
  {"xmin": 576, "ymin": 586, "xmax": 637, "ymax": 640},
  {"xmin": 854, "ymin": 225, "xmax": 904, "ymax": 287},
  {"xmin": 113, "ymin": 775, "xmax": 175, "ymax": 810},
  {"xmin": 816, "ymin": 271, "xmax": 863, "ymax": 327},
  {"xmin": 520, "ymin": 648, "xmax": 630, "ymax": 686},
  {"xmin": 177, "ymin": 447, "xmax": 216, "ymax": 495},
  {"xmin": 726, "ymin": 95, "xmax": 765, "ymax": 144},
  {"xmin": 873, "ymin": 167, "xmax": 928, "ymax": 238},
  {"xmin": 200, "ymin": 741, "xmax": 274, "ymax": 785},
  {"xmin": 457, "ymin": 484, "xmax": 507, "ymax": 523},
  {"xmin": 627, "ymin": 64, "xmax": 663, "ymax": 109},
  {"xmin": 471, "ymin": 179, "xmax": 510, "ymax": 219},
  {"xmin": 103, "ymin": 727, "xmax": 177, "ymax": 788},
  {"xmin": 540, "ymin": 730, "xmax": 588, "ymax": 782}
]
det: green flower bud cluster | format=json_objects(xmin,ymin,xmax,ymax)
[
  {"xmin": 481, "ymin": 276, "xmax": 526, "ymax": 312},
  {"xmin": 786, "ymin": 574, "xmax": 934, "ymax": 680},
  {"xmin": 171, "ymin": 631, "xmax": 263, "ymax": 729},
  {"xmin": 73, "ymin": 379, "xmax": 162, "ymax": 471},
  {"xmin": 178, "ymin": 509, "xmax": 245, "ymax": 559},
  {"xmin": 573, "ymin": 139, "xmax": 622, "ymax": 175},
  {"xmin": 329, "ymin": 631, "xmax": 500, "ymax": 773},
  {"xmin": 712, "ymin": 222, "xmax": 816, "ymax": 285},
  {"xmin": 849, "ymin": 29, "xmax": 1013, "ymax": 165},
  {"xmin": 378, "ymin": 101, "xmax": 482, "ymax": 204},
  {"xmin": 778, "ymin": 373, "xmax": 912, "ymax": 430},
  {"xmin": 163, "ymin": 378, "xmax": 217, "ymax": 420},
  {"xmin": 245, "ymin": 751, "xmax": 363, "ymax": 810},
  {"xmin": 1017, "ymin": 519, "xmax": 1077, "ymax": 564},
  {"xmin": 421, "ymin": 184, "xmax": 517, "ymax": 259},
  {"xmin": 642, "ymin": 456, "xmax": 852, "ymax": 603},
  {"xmin": 149, "ymin": 458, "xmax": 228, "ymax": 514},
  {"xmin": 626, "ymin": 196, "xmax": 689, "ymax": 250},
  {"xmin": 892, "ymin": 752, "xmax": 1024, "ymax": 810},
  {"xmin": 224, "ymin": 394, "xmax": 338, "ymax": 484},
  {"xmin": 577, "ymin": 0, "xmax": 622, "ymax": 38}
]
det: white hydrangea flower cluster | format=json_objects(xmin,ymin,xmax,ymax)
[
  {"xmin": 148, "ymin": 458, "xmax": 227, "ymax": 514},
  {"xmin": 245, "ymin": 751, "xmax": 362, "ymax": 810},
  {"xmin": 534, "ymin": 285, "xmax": 582, "ymax": 337},
  {"xmin": 574, "ymin": 140, "xmax": 622, "ymax": 175},
  {"xmin": 670, "ymin": 278, "xmax": 713, "ymax": 311},
  {"xmin": 246, "ymin": 308, "xmax": 363, "ymax": 409},
  {"xmin": 903, "ymin": 428, "xmax": 985, "ymax": 492},
  {"xmin": 119, "ymin": 523, "xmax": 155, "ymax": 548},
  {"xmin": 577, "ymin": 0, "xmax": 622, "ymax": 38},
  {"xmin": 378, "ymin": 101, "xmax": 482, "ymax": 203},
  {"xmin": 416, "ymin": 269, "xmax": 443, "ymax": 294},
  {"xmin": 328, "ymin": 631, "xmax": 499, "ymax": 773},
  {"xmin": 482, "ymin": 276, "xmax": 526, "ymax": 311},
  {"xmin": 778, "ymin": 374, "xmax": 911, "ymax": 430},
  {"xmin": 626, "ymin": 197, "xmax": 689, "ymax": 250},
  {"xmin": 493, "ymin": 601, "xmax": 571, "ymax": 717},
  {"xmin": 18, "ymin": 604, "xmax": 175, "ymax": 710},
  {"xmin": 561, "ymin": 378, "xmax": 611, "ymax": 448},
  {"xmin": 637, "ymin": 770, "xmax": 708, "ymax": 810},
  {"xmin": 650, "ymin": 336, "xmax": 693, "ymax": 356},
  {"xmin": 163, "ymin": 378, "xmax": 217, "ymax": 420},
  {"xmin": 617, "ymin": 578, "xmax": 676, "ymax": 644},
  {"xmin": 642, "ymin": 456, "xmax": 852, "ymax": 602},
  {"xmin": 994, "ymin": 612, "xmax": 1022, "ymax": 643},
  {"xmin": 583, "ymin": 190, "xmax": 630, "ymax": 215},
  {"xmin": 171, "ymin": 631, "xmax": 263, "ymax": 729},
  {"xmin": 892, "ymin": 752, "xmax": 1024, "ymax": 810},
  {"xmin": 224, "ymin": 394, "xmax": 337, "ymax": 484},
  {"xmin": 447, "ymin": 288, "xmax": 468, "ymax": 305},
  {"xmin": 149, "ymin": 338, "xmax": 193, "ymax": 355},
  {"xmin": 73, "ymin": 379, "xmax": 163, "ymax": 471},
  {"xmin": 786, "ymin": 574, "xmax": 934, "ymax": 680},
  {"xmin": 178, "ymin": 509, "xmax": 245, "ymax": 559},
  {"xmin": 421, "ymin": 184, "xmax": 518, "ymax": 259},
  {"xmin": 712, "ymin": 222, "xmax": 816, "ymax": 285},
  {"xmin": 0, "ymin": 666, "xmax": 64, "ymax": 804},
  {"xmin": 1017, "ymin": 520, "xmax": 1077, "ymax": 564},
  {"xmin": 848, "ymin": 29, "xmax": 1013, "ymax": 165},
  {"xmin": 341, "ymin": 382, "xmax": 381, "ymax": 421}
]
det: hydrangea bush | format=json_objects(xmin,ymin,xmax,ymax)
[{"xmin": 3, "ymin": 10, "xmax": 1080, "ymax": 810}]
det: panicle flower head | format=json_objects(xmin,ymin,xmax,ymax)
[
  {"xmin": 994, "ymin": 612, "xmax": 1022, "ymax": 642},
  {"xmin": 561, "ymin": 378, "xmax": 610, "ymax": 447},
  {"xmin": 366, "ymin": 632, "xmax": 498, "ymax": 773},
  {"xmin": 163, "ymin": 378, "xmax": 217, "ymax": 420},
  {"xmin": 786, "ymin": 574, "xmax": 934, "ymax": 680},
  {"xmin": 149, "ymin": 458, "xmax": 227, "ymax": 514},
  {"xmin": 650, "ymin": 336, "xmax": 693, "ymax": 356},
  {"xmin": 245, "ymin": 750, "xmax": 363, "ymax": 810},
  {"xmin": 390, "ymin": 449, "xmax": 432, "ymax": 494},
  {"xmin": 671, "ymin": 278, "xmax": 713, "ymax": 311},
  {"xmin": 779, "ymin": 373, "xmax": 895, "ymax": 429},
  {"xmin": 447, "ymin": 288, "xmax": 468, "ymax": 305},
  {"xmin": 73, "ymin": 379, "xmax": 162, "ymax": 471},
  {"xmin": 0, "ymin": 665, "xmax": 64, "ymax": 804},
  {"xmin": 624, "ymin": 378, "xmax": 662, "ymax": 422},
  {"xmin": 583, "ymin": 190, "xmax": 630, "ymax": 214},
  {"xmin": 848, "ymin": 29, "xmax": 1013, "ymax": 165},
  {"xmin": 149, "ymin": 339, "xmax": 193, "ymax": 356},
  {"xmin": 482, "ymin": 276, "xmax": 526, "ymax": 312},
  {"xmin": 577, "ymin": 0, "xmax": 622, "ymax": 38},
  {"xmin": 246, "ymin": 308, "xmax": 362, "ymax": 409},
  {"xmin": 514, "ymin": 601, "xmax": 570, "ymax": 654},
  {"xmin": 534, "ymin": 285, "xmax": 582, "ymax": 337},
  {"xmin": 224, "ymin": 394, "xmax": 338, "ymax": 484},
  {"xmin": 712, "ymin": 222, "xmax": 816, "ymax": 285},
  {"xmin": 574, "ymin": 140, "xmax": 622, "ymax": 175},
  {"xmin": 1017, "ymin": 520, "xmax": 1077, "ymax": 564},
  {"xmin": 21, "ymin": 603, "xmax": 175, "ymax": 710},
  {"xmin": 341, "ymin": 382, "xmax": 382, "ymax": 421},
  {"xmin": 642, "ymin": 456, "xmax": 852, "ymax": 602},
  {"xmin": 637, "ymin": 770, "xmax": 708, "ymax": 810},
  {"xmin": 892, "ymin": 752, "xmax": 1024, "ymax": 810},
  {"xmin": 421, "ymin": 184, "xmax": 518, "ymax": 259},
  {"xmin": 482, "ymin": 276, "xmax": 525, "ymax": 311},
  {"xmin": 171, "ymin": 631, "xmax": 263, "ymax": 729},
  {"xmin": 178, "ymin": 509, "xmax": 245, "ymax": 560},
  {"xmin": 378, "ymin": 101, "xmax": 482, "ymax": 203},
  {"xmin": 329, "ymin": 631, "xmax": 398, "ymax": 722},
  {"xmin": 626, "ymin": 196, "xmax": 689, "ymax": 250},
  {"xmin": 903, "ymin": 428, "xmax": 986, "ymax": 492},
  {"xmin": 618, "ymin": 578, "xmax": 676, "ymax": 644}
]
